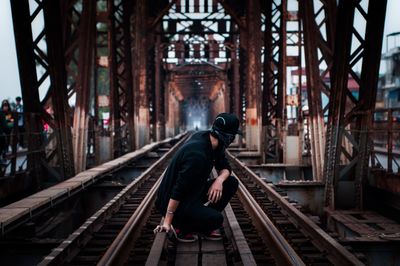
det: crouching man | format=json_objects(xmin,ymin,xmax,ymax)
[{"xmin": 154, "ymin": 113, "xmax": 241, "ymax": 242}]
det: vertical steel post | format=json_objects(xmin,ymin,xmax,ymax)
[
  {"xmin": 123, "ymin": 0, "xmax": 135, "ymax": 151},
  {"xmin": 10, "ymin": 0, "xmax": 45, "ymax": 188},
  {"xmin": 155, "ymin": 31, "xmax": 165, "ymax": 140},
  {"xmin": 134, "ymin": 0, "xmax": 150, "ymax": 147},
  {"xmin": 262, "ymin": 0, "xmax": 272, "ymax": 162},
  {"xmin": 387, "ymin": 109, "xmax": 393, "ymax": 172},
  {"xmin": 324, "ymin": 0, "xmax": 355, "ymax": 210},
  {"xmin": 73, "ymin": 0, "xmax": 96, "ymax": 173},
  {"xmin": 277, "ymin": 0, "xmax": 287, "ymax": 163},
  {"xmin": 301, "ymin": 0, "xmax": 326, "ymax": 181},
  {"xmin": 232, "ymin": 37, "xmax": 240, "ymax": 119},
  {"xmin": 354, "ymin": 0, "xmax": 387, "ymax": 209},
  {"xmin": 109, "ymin": 0, "xmax": 122, "ymax": 158},
  {"xmin": 324, "ymin": 0, "xmax": 387, "ymax": 210},
  {"xmin": 263, "ymin": 0, "xmax": 286, "ymax": 163},
  {"xmin": 245, "ymin": 0, "xmax": 262, "ymax": 151},
  {"xmin": 43, "ymin": 0, "xmax": 75, "ymax": 178}
]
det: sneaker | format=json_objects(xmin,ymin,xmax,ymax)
[
  {"xmin": 172, "ymin": 227, "xmax": 198, "ymax": 243},
  {"xmin": 204, "ymin": 230, "xmax": 223, "ymax": 241}
]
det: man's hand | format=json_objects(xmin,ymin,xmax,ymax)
[
  {"xmin": 153, "ymin": 222, "xmax": 172, "ymax": 234},
  {"xmin": 208, "ymin": 177, "xmax": 224, "ymax": 203}
]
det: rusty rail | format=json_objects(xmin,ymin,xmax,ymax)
[
  {"xmin": 235, "ymin": 173, "xmax": 305, "ymax": 266},
  {"xmin": 97, "ymin": 172, "xmax": 164, "ymax": 266},
  {"xmin": 228, "ymin": 151, "xmax": 365, "ymax": 266},
  {"xmin": 39, "ymin": 133, "xmax": 189, "ymax": 265}
]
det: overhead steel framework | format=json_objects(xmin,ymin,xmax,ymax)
[{"xmin": 5, "ymin": 0, "xmax": 390, "ymax": 212}]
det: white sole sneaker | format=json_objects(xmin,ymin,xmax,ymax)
[{"xmin": 170, "ymin": 225, "xmax": 198, "ymax": 243}]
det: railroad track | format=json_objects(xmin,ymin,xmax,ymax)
[
  {"xmin": 66, "ymin": 174, "xmax": 164, "ymax": 266},
  {"xmin": 0, "ymin": 134, "xmax": 187, "ymax": 266},
  {"xmin": 38, "ymin": 134, "xmax": 189, "ymax": 265},
  {"xmin": 92, "ymin": 169, "xmax": 303, "ymax": 265},
  {"xmin": 227, "ymin": 151, "xmax": 365, "ymax": 266},
  {"xmin": 36, "ymin": 141, "xmax": 366, "ymax": 266}
]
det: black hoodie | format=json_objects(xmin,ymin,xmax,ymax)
[{"xmin": 155, "ymin": 130, "xmax": 231, "ymax": 216}]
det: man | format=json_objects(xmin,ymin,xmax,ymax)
[
  {"xmin": 15, "ymin": 96, "xmax": 25, "ymax": 148},
  {"xmin": 154, "ymin": 113, "xmax": 241, "ymax": 242},
  {"xmin": 0, "ymin": 110, "xmax": 7, "ymax": 163}
]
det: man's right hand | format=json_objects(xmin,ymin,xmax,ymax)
[{"xmin": 153, "ymin": 223, "xmax": 172, "ymax": 234}]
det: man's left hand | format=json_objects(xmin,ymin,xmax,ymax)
[{"xmin": 207, "ymin": 177, "xmax": 223, "ymax": 203}]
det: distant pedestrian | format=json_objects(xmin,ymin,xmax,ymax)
[
  {"xmin": 0, "ymin": 110, "xmax": 7, "ymax": 162},
  {"xmin": 15, "ymin": 96, "xmax": 25, "ymax": 148},
  {"xmin": 1, "ymin": 100, "xmax": 14, "ymax": 153}
]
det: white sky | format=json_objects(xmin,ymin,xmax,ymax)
[{"xmin": 0, "ymin": 0, "xmax": 399, "ymax": 102}]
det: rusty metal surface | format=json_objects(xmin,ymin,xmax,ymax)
[
  {"xmin": 5, "ymin": 0, "xmax": 396, "ymax": 221},
  {"xmin": 324, "ymin": 0, "xmax": 388, "ymax": 210},
  {"xmin": 10, "ymin": 0, "xmax": 46, "ymax": 186},
  {"xmin": 235, "ymin": 173, "xmax": 305, "ymax": 266},
  {"xmin": 300, "ymin": 0, "xmax": 333, "ymax": 182},
  {"xmin": 72, "ymin": 0, "xmax": 96, "ymax": 173},
  {"xmin": 262, "ymin": 0, "xmax": 285, "ymax": 163},
  {"xmin": 36, "ymin": 133, "xmax": 187, "ymax": 266},
  {"xmin": 43, "ymin": 0, "xmax": 75, "ymax": 179},
  {"xmin": 229, "ymin": 151, "xmax": 365, "ymax": 266}
]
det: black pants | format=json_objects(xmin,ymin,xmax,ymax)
[
  {"xmin": 0, "ymin": 133, "xmax": 6, "ymax": 157},
  {"xmin": 173, "ymin": 175, "xmax": 239, "ymax": 234},
  {"xmin": 18, "ymin": 126, "xmax": 25, "ymax": 148}
]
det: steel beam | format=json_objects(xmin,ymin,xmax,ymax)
[
  {"xmin": 95, "ymin": 0, "xmax": 134, "ymax": 161},
  {"xmin": 134, "ymin": 0, "xmax": 150, "ymax": 148},
  {"xmin": 262, "ymin": 0, "xmax": 286, "ymax": 163},
  {"xmin": 123, "ymin": 0, "xmax": 136, "ymax": 152},
  {"xmin": 232, "ymin": 38, "xmax": 240, "ymax": 118},
  {"xmin": 262, "ymin": 0, "xmax": 273, "ymax": 162},
  {"xmin": 43, "ymin": 0, "xmax": 75, "ymax": 178},
  {"xmin": 73, "ymin": 0, "xmax": 96, "ymax": 173},
  {"xmin": 354, "ymin": 0, "xmax": 387, "ymax": 209},
  {"xmin": 109, "ymin": 0, "xmax": 122, "ymax": 158},
  {"xmin": 155, "ymin": 31, "xmax": 166, "ymax": 141},
  {"xmin": 10, "ymin": 0, "xmax": 45, "ymax": 187},
  {"xmin": 245, "ymin": 0, "xmax": 262, "ymax": 151},
  {"xmin": 300, "ymin": 0, "xmax": 332, "ymax": 181},
  {"xmin": 324, "ymin": 0, "xmax": 355, "ymax": 210},
  {"xmin": 323, "ymin": 0, "xmax": 387, "ymax": 210}
]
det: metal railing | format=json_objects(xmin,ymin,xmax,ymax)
[{"xmin": 371, "ymin": 108, "xmax": 400, "ymax": 173}]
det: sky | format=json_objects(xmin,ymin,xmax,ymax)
[{"xmin": 0, "ymin": 0, "xmax": 399, "ymax": 102}]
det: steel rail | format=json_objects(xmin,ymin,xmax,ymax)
[
  {"xmin": 97, "ymin": 172, "xmax": 164, "ymax": 266},
  {"xmin": 145, "ymin": 218, "xmax": 167, "ymax": 266},
  {"xmin": 39, "ymin": 133, "xmax": 189, "ymax": 266},
  {"xmin": 210, "ymin": 169, "xmax": 258, "ymax": 265},
  {"xmin": 223, "ymin": 203, "xmax": 258, "ymax": 265},
  {"xmin": 235, "ymin": 173, "xmax": 305, "ymax": 266},
  {"xmin": 0, "ymin": 133, "xmax": 186, "ymax": 236},
  {"xmin": 227, "ymin": 151, "xmax": 365, "ymax": 266},
  {"xmin": 146, "ymin": 167, "xmax": 303, "ymax": 266}
]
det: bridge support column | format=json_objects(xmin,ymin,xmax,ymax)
[
  {"xmin": 10, "ymin": 0, "xmax": 45, "ymax": 187},
  {"xmin": 301, "ymin": 0, "xmax": 331, "ymax": 182},
  {"xmin": 72, "ymin": 0, "xmax": 96, "ymax": 173},
  {"xmin": 324, "ymin": 0, "xmax": 387, "ymax": 210},
  {"xmin": 155, "ymin": 33, "xmax": 165, "ymax": 141},
  {"xmin": 245, "ymin": 0, "xmax": 261, "ymax": 151},
  {"xmin": 43, "ymin": 0, "xmax": 75, "ymax": 178},
  {"xmin": 134, "ymin": 0, "xmax": 150, "ymax": 148}
]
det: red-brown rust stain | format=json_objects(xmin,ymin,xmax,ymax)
[{"xmin": 249, "ymin": 118, "xmax": 257, "ymax": 125}]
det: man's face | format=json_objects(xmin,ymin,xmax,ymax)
[{"xmin": 216, "ymin": 131, "xmax": 236, "ymax": 149}]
